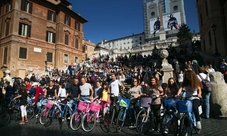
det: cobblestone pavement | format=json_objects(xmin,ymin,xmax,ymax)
[{"xmin": 0, "ymin": 116, "xmax": 227, "ymax": 136}]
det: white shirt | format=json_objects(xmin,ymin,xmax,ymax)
[
  {"xmin": 197, "ymin": 73, "xmax": 210, "ymax": 82},
  {"xmin": 178, "ymin": 73, "xmax": 184, "ymax": 83},
  {"xmin": 58, "ymin": 87, "xmax": 66, "ymax": 97},
  {"xmin": 208, "ymin": 68, "xmax": 215, "ymax": 73},
  {"xmin": 80, "ymin": 83, "xmax": 92, "ymax": 96},
  {"xmin": 109, "ymin": 80, "xmax": 122, "ymax": 96}
]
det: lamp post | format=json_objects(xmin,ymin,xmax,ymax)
[{"xmin": 211, "ymin": 23, "xmax": 220, "ymax": 56}]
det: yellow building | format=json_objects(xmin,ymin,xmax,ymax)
[{"xmin": 0, "ymin": 0, "xmax": 88, "ymax": 77}]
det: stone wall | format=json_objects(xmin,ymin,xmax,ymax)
[{"xmin": 209, "ymin": 72, "xmax": 227, "ymax": 117}]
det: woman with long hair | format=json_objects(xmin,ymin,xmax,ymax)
[
  {"xmin": 148, "ymin": 76, "xmax": 164, "ymax": 132},
  {"xmin": 176, "ymin": 70, "xmax": 202, "ymax": 130},
  {"xmin": 167, "ymin": 77, "xmax": 179, "ymax": 96}
]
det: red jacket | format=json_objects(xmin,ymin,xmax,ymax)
[{"xmin": 34, "ymin": 86, "xmax": 44, "ymax": 103}]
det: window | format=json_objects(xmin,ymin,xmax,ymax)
[
  {"xmin": 173, "ymin": 5, "xmax": 178, "ymax": 12},
  {"xmin": 75, "ymin": 38, "xmax": 79, "ymax": 49},
  {"xmin": 151, "ymin": 12, "xmax": 155, "ymax": 18},
  {"xmin": 90, "ymin": 47, "xmax": 93, "ymax": 51},
  {"xmin": 75, "ymin": 21, "xmax": 80, "ymax": 31},
  {"xmin": 64, "ymin": 54, "xmax": 68, "ymax": 63},
  {"xmin": 46, "ymin": 31, "xmax": 56, "ymax": 43},
  {"xmin": 6, "ymin": 0, "xmax": 12, "ymax": 13},
  {"xmin": 65, "ymin": 34, "xmax": 69, "ymax": 45},
  {"xmin": 140, "ymin": 37, "xmax": 142, "ymax": 40},
  {"xmin": 46, "ymin": 52, "xmax": 53, "ymax": 62},
  {"xmin": 64, "ymin": 15, "xmax": 71, "ymax": 26},
  {"xmin": 18, "ymin": 23, "xmax": 31, "ymax": 37},
  {"xmin": 3, "ymin": 47, "xmax": 8, "ymax": 64},
  {"xmin": 21, "ymin": 0, "xmax": 33, "ymax": 14},
  {"xmin": 47, "ymin": 10, "xmax": 56, "ymax": 22},
  {"xmin": 5, "ymin": 21, "xmax": 10, "ymax": 36},
  {"xmin": 75, "ymin": 57, "xmax": 78, "ymax": 63},
  {"xmin": 82, "ymin": 45, "xmax": 86, "ymax": 53},
  {"xmin": 19, "ymin": 47, "xmax": 27, "ymax": 59}
]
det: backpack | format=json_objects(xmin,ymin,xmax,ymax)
[{"xmin": 198, "ymin": 74, "xmax": 212, "ymax": 92}]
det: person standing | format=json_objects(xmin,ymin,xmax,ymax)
[
  {"xmin": 67, "ymin": 78, "xmax": 81, "ymax": 107},
  {"xmin": 13, "ymin": 84, "xmax": 28, "ymax": 124},
  {"xmin": 79, "ymin": 77, "xmax": 94, "ymax": 101},
  {"xmin": 197, "ymin": 67, "xmax": 210, "ymax": 119}
]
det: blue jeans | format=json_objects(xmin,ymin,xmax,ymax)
[
  {"xmin": 202, "ymin": 92, "xmax": 211, "ymax": 118},
  {"xmin": 80, "ymin": 95, "xmax": 90, "ymax": 101}
]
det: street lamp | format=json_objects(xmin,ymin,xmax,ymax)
[{"xmin": 211, "ymin": 23, "xmax": 220, "ymax": 56}]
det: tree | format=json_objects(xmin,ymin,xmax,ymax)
[{"xmin": 177, "ymin": 23, "xmax": 192, "ymax": 46}]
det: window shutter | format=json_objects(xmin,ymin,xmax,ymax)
[
  {"xmin": 47, "ymin": 10, "xmax": 51, "ymax": 20},
  {"xmin": 21, "ymin": 0, "xmax": 25, "ymax": 11},
  {"xmin": 27, "ymin": 25, "xmax": 31, "ymax": 37},
  {"xmin": 53, "ymin": 12, "xmax": 56, "ymax": 22},
  {"xmin": 53, "ymin": 33, "xmax": 56, "ymax": 43},
  {"xmin": 18, "ymin": 23, "xmax": 22, "ymax": 35},
  {"xmin": 69, "ymin": 17, "xmax": 71, "ymax": 26},
  {"xmin": 46, "ymin": 31, "xmax": 48, "ymax": 42},
  {"xmin": 29, "ymin": 2, "xmax": 33, "ymax": 14}
]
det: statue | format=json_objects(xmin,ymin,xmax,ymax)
[{"xmin": 3, "ymin": 69, "xmax": 13, "ymax": 86}]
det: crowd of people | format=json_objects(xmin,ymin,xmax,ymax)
[{"xmin": 0, "ymin": 46, "xmax": 226, "ymax": 132}]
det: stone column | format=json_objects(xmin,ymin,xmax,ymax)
[
  {"xmin": 159, "ymin": 49, "xmax": 173, "ymax": 83},
  {"xmin": 158, "ymin": 3, "xmax": 166, "ymax": 41}
]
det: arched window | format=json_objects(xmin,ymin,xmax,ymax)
[
  {"xmin": 151, "ymin": 12, "xmax": 155, "ymax": 18},
  {"xmin": 173, "ymin": 5, "xmax": 178, "ymax": 12}
]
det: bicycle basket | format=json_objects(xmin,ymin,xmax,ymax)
[
  {"xmin": 78, "ymin": 101, "xmax": 88, "ymax": 112},
  {"xmin": 119, "ymin": 98, "xmax": 130, "ymax": 108},
  {"xmin": 90, "ymin": 102, "xmax": 101, "ymax": 112},
  {"xmin": 177, "ymin": 100, "xmax": 193, "ymax": 113},
  {"xmin": 46, "ymin": 100, "xmax": 54, "ymax": 109},
  {"xmin": 140, "ymin": 96, "xmax": 152, "ymax": 107},
  {"xmin": 163, "ymin": 98, "xmax": 177, "ymax": 109}
]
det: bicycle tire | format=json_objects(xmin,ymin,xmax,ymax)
[
  {"xmin": 26, "ymin": 106, "xmax": 34, "ymax": 119},
  {"xmin": 179, "ymin": 114, "xmax": 192, "ymax": 136},
  {"xmin": 70, "ymin": 111, "xmax": 82, "ymax": 131},
  {"xmin": 81, "ymin": 112, "xmax": 97, "ymax": 132},
  {"xmin": 161, "ymin": 113, "xmax": 178, "ymax": 136},
  {"xmin": 116, "ymin": 107, "xmax": 126, "ymax": 132},
  {"xmin": 136, "ymin": 109, "xmax": 151, "ymax": 135},
  {"xmin": 100, "ymin": 115, "xmax": 111, "ymax": 133},
  {"xmin": 0, "ymin": 111, "xmax": 10, "ymax": 127},
  {"xmin": 43, "ymin": 108, "xmax": 53, "ymax": 127}
]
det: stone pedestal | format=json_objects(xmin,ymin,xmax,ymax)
[
  {"xmin": 209, "ymin": 72, "xmax": 227, "ymax": 117},
  {"xmin": 159, "ymin": 49, "xmax": 173, "ymax": 83}
]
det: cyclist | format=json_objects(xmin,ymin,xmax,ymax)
[
  {"xmin": 79, "ymin": 77, "xmax": 94, "ymax": 101},
  {"xmin": 128, "ymin": 78, "xmax": 142, "ymax": 128},
  {"xmin": 44, "ymin": 80, "xmax": 57, "ymax": 98},
  {"xmin": 148, "ymin": 76, "xmax": 164, "ymax": 132},
  {"xmin": 176, "ymin": 69, "xmax": 202, "ymax": 130},
  {"xmin": 109, "ymin": 73, "xmax": 125, "ymax": 102},
  {"xmin": 67, "ymin": 78, "xmax": 81, "ymax": 108}
]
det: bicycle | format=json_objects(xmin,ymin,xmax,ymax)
[
  {"xmin": 160, "ymin": 97, "xmax": 179, "ymax": 136},
  {"xmin": 116, "ymin": 97, "xmax": 131, "ymax": 132},
  {"xmin": 99, "ymin": 100, "xmax": 111, "ymax": 133},
  {"xmin": 70, "ymin": 99, "xmax": 89, "ymax": 131},
  {"xmin": 177, "ymin": 96, "xmax": 202, "ymax": 136}
]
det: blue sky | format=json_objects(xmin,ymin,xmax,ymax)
[{"xmin": 68, "ymin": 0, "xmax": 199, "ymax": 44}]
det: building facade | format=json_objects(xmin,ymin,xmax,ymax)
[
  {"xmin": 83, "ymin": 40, "xmax": 96, "ymax": 61},
  {"xmin": 0, "ymin": 0, "xmax": 87, "ymax": 77},
  {"xmin": 143, "ymin": 0, "xmax": 186, "ymax": 42},
  {"xmin": 96, "ymin": 33, "xmax": 145, "ymax": 51},
  {"xmin": 196, "ymin": 0, "xmax": 227, "ymax": 56}
]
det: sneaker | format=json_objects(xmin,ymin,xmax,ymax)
[
  {"xmin": 19, "ymin": 121, "xmax": 25, "ymax": 125},
  {"xmin": 164, "ymin": 128, "xmax": 169, "ymax": 134},
  {"xmin": 25, "ymin": 120, "xmax": 28, "ymax": 123},
  {"xmin": 196, "ymin": 121, "xmax": 202, "ymax": 130},
  {"xmin": 129, "ymin": 124, "xmax": 136, "ymax": 129}
]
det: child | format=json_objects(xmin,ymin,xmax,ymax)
[
  {"xmin": 14, "ymin": 83, "xmax": 28, "ymax": 124},
  {"xmin": 98, "ymin": 82, "xmax": 110, "ymax": 120}
]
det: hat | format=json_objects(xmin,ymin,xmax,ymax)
[{"xmin": 32, "ymin": 82, "xmax": 39, "ymax": 86}]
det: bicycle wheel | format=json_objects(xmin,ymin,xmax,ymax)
[
  {"xmin": 81, "ymin": 112, "xmax": 97, "ymax": 132},
  {"xmin": 39, "ymin": 108, "xmax": 52, "ymax": 126},
  {"xmin": 110, "ymin": 107, "xmax": 117, "ymax": 130},
  {"xmin": 100, "ymin": 115, "xmax": 111, "ymax": 133},
  {"xmin": 70, "ymin": 111, "xmax": 82, "ymax": 131},
  {"xmin": 116, "ymin": 107, "xmax": 126, "ymax": 132},
  {"xmin": 161, "ymin": 113, "xmax": 178, "ymax": 136},
  {"xmin": 0, "ymin": 111, "xmax": 10, "ymax": 127},
  {"xmin": 26, "ymin": 106, "xmax": 34, "ymax": 119},
  {"xmin": 136, "ymin": 109, "xmax": 151, "ymax": 135},
  {"xmin": 179, "ymin": 114, "xmax": 192, "ymax": 136}
]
